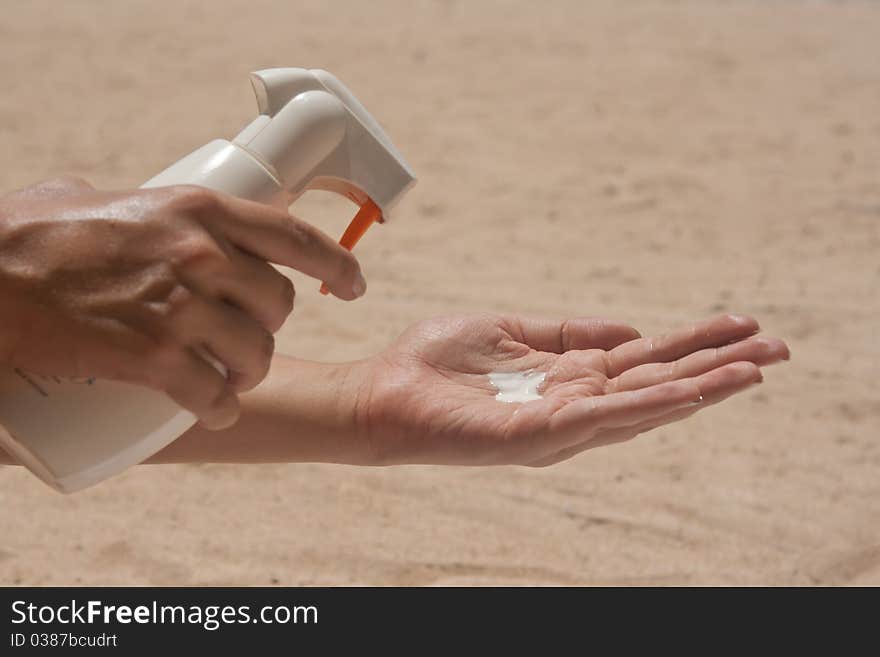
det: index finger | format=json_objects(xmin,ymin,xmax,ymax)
[
  {"xmin": 500, "ymin": 316, "xmax": 642, "ymax": 353},
  {"xmin": 210, "ymin": 194, "xmax": 365, "ymax": 300},
  {"xmin": 604, "ymin": 314, "xmax": 759, "ymax": 377}
]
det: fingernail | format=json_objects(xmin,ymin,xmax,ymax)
[
  {"xmin": 728, "ymin": 313, "xmax": 760, "ymax": 334},
  {"xmin": 686, "ymin": 395, "xmax": 703, "ymax": 407},
  {"xmin": 352, "ymin": 272, "xmax": 367, "ymax": 298}
]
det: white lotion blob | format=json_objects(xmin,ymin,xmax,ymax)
[{"xmin": 488, "ymin": 371, "xmax": 546, "ymax": 403}]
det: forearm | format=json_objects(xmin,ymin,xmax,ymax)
[
  {"xmin": 0, "ymin": 355, "xmax": 373, "ymax": 468},
  {"xmin": 145, "ymin": 355, "xmax": 373, "ymax": 465}
]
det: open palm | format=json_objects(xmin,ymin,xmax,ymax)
[{"xmin": 361, "ymin": 313, "xmax": 788, "ymax": 467}]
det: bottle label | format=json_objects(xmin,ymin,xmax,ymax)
[{"xmin": 13, "ymin": 369, "xmax": 95, "ymax": 398}]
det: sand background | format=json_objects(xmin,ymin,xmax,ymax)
[{"xmin": 0, "ymin": 0, "xmax": 877, "ymax": 585}]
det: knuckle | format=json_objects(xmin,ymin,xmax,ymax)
[
  {"xmin": 601, "ymin": 350, "xmax": 613, "ymax": 375},
  {"xmin": 144, "ymin": 283, "xmax": 196, "ymax": 334},
  {"xmin": 169, "ymin": 233, "xmax": 227, "ymax": 274},
  {"xmin": 285, "ymin": 218, "xmax": 315, "ymax": 250},
  {"xmin": 162, "ymin": 283, "xmax": 196, "ymax": 320},
  {"xmin": 53, "ymin": 174, "xmax": 91, "ymax": 189},
  {"xmin": 204, "ymin": 375, "xmax": 229, "ymax": 409},
  {"xmin": 186, "ymin": 360, "xmax": 228, "ymax": 414},
  {"xmin": 332, "ymin": 250, "xmax": 359, "ymax": 284},
  {"xmin": 136, "ymin": 262, "xmax": 178, "ymax": 302},
  {"xmin": 166, "ymin": 185, "xmax": 222, "ymax": 214},
  {"xmin": 281, "ymin": 276, "xmax": 296, "ymax": 313},
  {"xmin": 237, "ymin": 327, "xmax": 274, "ymax": 390},
  {"xmin": 602, "ymin": 376, "xmax": 618, "ymax": 394},
  {"xmin": 559, "ymin": 319, "xmax": 573, "ymax": 352},
  {"xmin": 269, "ymin": 277, "xmax": 295, "ymax": 330},
  {"xmin": 258, "ymin": 329, "xmax": 276, "ymax": 366}
]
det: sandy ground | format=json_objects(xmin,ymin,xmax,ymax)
[{"xmin": 0, "ymin": 0, "xmax": 878, "ymax": 586}]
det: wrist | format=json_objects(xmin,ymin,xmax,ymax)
[
  {"xmin": 329, "ymin": 357, "xmax": 378, "ymax": 466},
  {"xmin": 265, "ymin": 355, "xmax": 382, "ymax": 466}
]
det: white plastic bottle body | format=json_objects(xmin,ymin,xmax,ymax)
[{"xmin": 0, "ymin": 141, "xmax": 285, "ymax": 493}]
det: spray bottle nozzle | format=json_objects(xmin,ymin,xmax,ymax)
[{"xmin": 232, "ymin": 68, "xmax": 416, "ymax": 294}]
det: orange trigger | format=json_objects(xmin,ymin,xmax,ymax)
[{"xmin": 319, "ymin": 198, "xmax": 383, "ymax": 295}]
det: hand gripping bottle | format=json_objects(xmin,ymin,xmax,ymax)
[{"xmin": 0, "ymin": 68, "xmax": 417, "ymax": 492}]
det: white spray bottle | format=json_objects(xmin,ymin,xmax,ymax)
[{"xmin": 0, "ymin": 68, "xmax": 416, "ymax": 493}]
